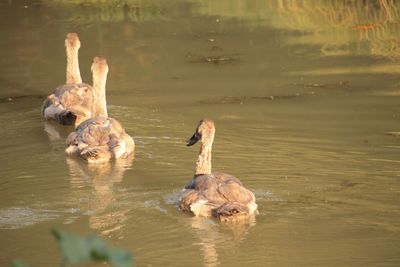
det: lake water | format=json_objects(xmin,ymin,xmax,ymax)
[{"xmin": 0, "ymin": 0, "xmax": 399, "ymax": 266}]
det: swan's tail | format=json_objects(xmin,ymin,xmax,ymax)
[
  {"xmin": 57, "ymin": 110, "xmax": 77, "ymax": 125},
  {"xmin": 213, "ymin": 202, "xmax": 252, "ymax": 222},
  {"xmin": 80, "ymin": 146, "xmax": 112, "ymax": 163}
]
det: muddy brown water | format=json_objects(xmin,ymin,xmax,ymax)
[{"xmin": 0, "ymin": 1, "xmax": 399, "ymax": 266}]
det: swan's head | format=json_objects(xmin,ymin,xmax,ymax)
[
  {"xmin": 187, "ymin": 119, "xmax": 215, "ymax": 146},
  {"xmin": 65, "ymin": 32, "xmax": 81, "ymax": 50},
  {"xmin": 91, "ymin": 56, "xmax": 109, "ymax": 76}
]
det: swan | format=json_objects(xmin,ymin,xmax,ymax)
[
  {"xmin": 42, "ymin": 32, "xmax": 93, "ymax": 126},
  {"xmin": 65, "ymin": 57, "xmax": 134, "ymax": 163},
  {"xmin": 178, "ymin": 119, "xmax": 258, "ymax": 222}
]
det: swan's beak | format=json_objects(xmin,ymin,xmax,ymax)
[{"xmin": 186, "ymin": 133, "xmax": 200, "ymax": 146}]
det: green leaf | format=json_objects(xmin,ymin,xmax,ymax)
[
  {"xmin": 51, "ymin": 229, "xmax": 93, "ymax": 264},
  {"xmin": 87, "ymin": 234, "xmax": 108, "ymax": 261},
  {"xmin": 51, "ymin": 229, "xmax": 133, "ymax": 267},
  {"xmin": 11, "ymin": 260, "xmax": 30, "ymax": 267},
  {"xmin": 107, "ymin": 248, "xmax": 134, "ymax": 267}
]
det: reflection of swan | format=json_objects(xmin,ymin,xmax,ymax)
[
  {"xmin": 43, "ymin": 120, "xmax": 73, "ymax": 141},
  {"xmin": 67, "ymin": 156, "xmax": 133, "ymax": 238},
  {"xmin": 187, "ymin": 216, "xmax": 256, "ymax": 267},
  {"xmin": 42, "ymin": 33, "xmax": 93, "ymax": 126},
  {"xmin": 66, "ymin": 57, "xmax": 135, "ymax": 163},
  {"xmin": 179, "ymin": 119, "xmax": 258, "ymax": 221}
]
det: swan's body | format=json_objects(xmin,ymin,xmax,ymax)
[
  {"xmin": 42, "ymin": 33, "xmax": 93, "ymax": 126},
  {"xmin": 66, "ymin": 57, "xmax": 134, "ymax": 163},
  {"xmin": 178, "ymin": 119, "xmax": 258, "ymax": 221}
]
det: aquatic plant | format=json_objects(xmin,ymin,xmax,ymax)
[{"xmin": 12, "ymin": 229, "xmax": 133, "ymax": 267}]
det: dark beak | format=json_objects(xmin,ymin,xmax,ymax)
[{"xmin": 186, "ymin": 133, "xmax": 200, "ymax": 146}]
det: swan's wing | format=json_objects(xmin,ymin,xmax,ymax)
[
  {"xmin": 76, "ymin": 117, "xmax": 112, "ymax": 146},
  {"xmin": 54, "ymin": 84, "xmax": 72, "ymax": 98},
  {"xmin": 184, "ymin": 174, "xmax": 214, "ymax": 190},
  {"xmin": 65, "ymin": 131, "xmax": 79, "ymax": 156},
  {"xmin": 59, "ymin": 85, "xmax": 90, "ymax": 108},
  {"xmin": 214, "ymin": 178, "xmax": 257, "ymax": 220},
  {"xmin": 66, "ymin": 131, "xmax": 77, "ymax": 146},
  {"xmin": 178, "ymin": 189, "xmax": 199, "ymax": 211},
  {"xmin": 213, "ymin": 172, "xmax": 243, "ymax": 186},
  {"xmin": 54, "ymin": 83, "xmax": 91, "ymax": 97},
  {"xmin": 53, "ymin": 83, "xmax": 92, "ymax": 112},
  {"xmin": 66, "ymin": 117, "xmax": 113, "ymax": 162},
  {"xmin": 107, "ymin": 118, "xmax": 135, "ymax": 158},
  {"xmin": 108, "ymin": 118, "xmax": 125, "ymax": 133},
  {"xmin": 214, "ymin": 173, "xmax": 255, "ymax": 204},
  {"xmin": 183, "ymin": 174, "xmax": 228, "ymax": 206},
  {"xmin": 72, "ymin": 117, "xmax": 134, "ymax": 161},
  {"xmin": 44, "ymin": 83, "xmax": 92, "ymax": 125},
  {"xmin": 67, "ymin": 105, "xmax": 91, "ymax": 117}
]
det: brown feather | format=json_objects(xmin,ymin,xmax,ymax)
[{"xmin": 179, "ymin": 119, "xmax": 258, "ymax": 221}]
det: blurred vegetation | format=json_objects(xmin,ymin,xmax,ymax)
[
  {"xmin": 41, "ymin": 0, "xmax": 186, "ymax": 24},
  {"xmin": 194, "ymin": 0, "xmax": 400, "ymax": 59},
  {"xmin": 12, "ymin": 229, "xmax": 133, "ymax": 267},
  {"xmin": 41, "ymin": 0, "xmax": 400, "ymax": 59}
]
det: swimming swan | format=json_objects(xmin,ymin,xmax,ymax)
[
  {"xmin": 65, "ymin": 57, "xmax": 134, "ymax": 163},
  {"xmin": 178, "ymin": 119, "xmax": 258, "ymax": 221},
  {"xmin": 42, "ymin": 33, "xmax": 93, "ymax": 126}
]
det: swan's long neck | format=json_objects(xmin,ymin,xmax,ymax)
[
  {"xmin": 66, "ymin": 47, "xmax": 82, "ymax": 84},
  {"xmin": 91, "ymin": 71, "xmax": 108, "ymax": 118},
  {"xmin": 195, "ymin": 134, "xmax": 214, "ymax": 175}
]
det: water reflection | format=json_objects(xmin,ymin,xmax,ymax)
[
  {"xmin": 38, "ymin": 0, "xmax": 400, "ymax": 60},
  {"xmin": 186, "ymin": 216, "xmax": 256, "ymax": 267},
  {"xmin": 43, "ymin": 120, "xmax": 74, "ymax": 141},
  {"xmin": 66, "ymin": 156, "xmax": 133, "ymax": 238},
  {"xmin": 194, "ymin": 0, "xmax": 400, "ymax": 59}
]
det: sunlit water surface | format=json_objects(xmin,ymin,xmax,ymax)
[{"xmin": 0, "ymin": 1, "xmax": 400, "ymax": 266}]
